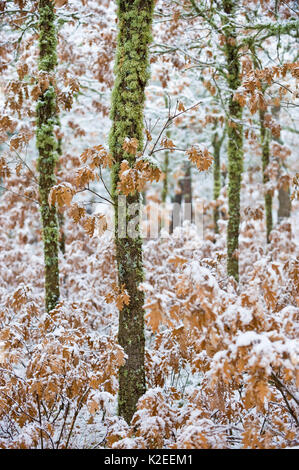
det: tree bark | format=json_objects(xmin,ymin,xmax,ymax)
[
  {"xmin": 109, "ymin": 0, "xmax": 154, "ymax": 424},
  {"xmin": 272, "ymin": 106, "xmax": 291, "ymax": 223},
  {"xmin": 259, "ymin": 109, "xmax": 273, "ymax": 243},
  {"xmin": 181, "ymin": 161, "xmax": 192, "ymax": 207},
  {"xmin": 278, "ymin": 185, "xmax": 291, "ymax": 222},
  {"xmin": 162, "ymin": 131, "xmax": 170, "ymax": 203},
  {"xmin": 212, "ymin": 126, "xmax": 225, "ymax": 234},
  {"xmin": 36, "ymin": 0, "xmax": 60, "ymax": 312},
  {"xmin": 223, "ymin": 0, "xmax": 243, "ymax": 281},
  {"xmin": 170, "ymin": 189, "xmax": 182, "ymax": 234}
]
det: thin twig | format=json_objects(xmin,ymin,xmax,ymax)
[
  {"xmin": 64, "ymin": 388, "xmax": 90, "ymax": 449},
  {"xmin": 36, "ymin": 394, "xmax": 44, "ymax": 450},
  {"xmin": 55, "ymin": 400, "xmax": 70, "ymax": 449},
  {"xmin": 0, "ymin": 185, "xmax": 40, "ymax": 205},
  {"xmin": 83, "ymin": 187, "xmax": 114, "ymax": 206}
]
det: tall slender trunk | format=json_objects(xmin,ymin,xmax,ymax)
[
  {"xmin": 212, "ymin": 126, "xmax": 225, "ymax": 234},
  {"xmin": 181, "ymin": 161, "xmax": 193, "ymax": 224},
  {"xmin": 36, "ymin": 0, "xmax": 60, "ymax": 312},
  {"xmin": 259, "ymin": 109, "xmax": 273, "ymax": 243},
  {"xmin": 251, "ymin": 49, "xmax": 273, "ymax": 243},
  {"xmin": 170, "ymin": 189, "xmax": 182, "ymax": 234},
  {"xmin": 272, "ymin": 106, "xmax": 291, "ymax": 223},
  {"xmin": 162, "ymin": 131, "xmax": 170, "ymax": 203},
  {"xmin": 169, "ymin": 163, "xmax": 192, "ymax": 234},
  {"xmin": 109, "ymin": 0, "xmax": 154, "ymax": 423},
  {"xmin": 213, "ymin": 135, "xmax": 221, "ymax": 234},
  {"xmin": 223, "ymin": 0, "xmax": 243, "ymax": 281},
  {"xmin": 182, "ymin": 161, "xmax": 192, "ymax": 206},
  {"xmin": 161, "ymin": 151, "xmax": 169, "ymax": 203},
  {"xmin": 278, "ymin": 185, "xmax": 291, "ymax": 222}
]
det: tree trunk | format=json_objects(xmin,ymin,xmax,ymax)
[
  {"xmin": 278, "ymin": 185, "xmax": 291, "ymax": 222},
  {"xmin": 36, "ymin": 0, "xmax": 60, "ymax": 312},
  {"xmin": 170, "ymin": 190, "xmax": 182, "ymax": 234},
  {"xmin": 109, "ymin": 0, "xmax": 154, "ymax": 424},
  {"xmin": 181, "ymin": 162, "xmax": 192, "ymax": 205},
  {"xmin": 223, "ymin": 0, "xmax": 243, "ymax": 281},
  {"xmin": 169, "ymin": 163, "xmax": 192, "ymax": 234},
  {"xmin": 181, "ymin": 161, "xmax": 193, "ymax": 224},
  {"xmin": 277, "ymin": 136, "xmax": 291, "ymax": 223},
  {"xmin": 162, "ymin": 131, "xmax": 170, "ymax": 203},
  {"xmin": 212, "ymin": 127, "xmax": 225, "ymax": 234},
  {"xmin": 272, "ymin": 106, "xmax": 291, "ymax": 223},
  {"xmin": 259, "ymin": 109, "xmax": 273, "ymax": 243}
]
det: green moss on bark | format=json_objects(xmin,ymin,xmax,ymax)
[
  {"xmin": 109, "ymin": 0, "xmax": 154, "ymax": 423},
  {"xmin": 36, "ymin": 0, "xmax": 60, "ymax": 312},
  {"xmin": 212, "ymin": 132, "xmax": 222, "ymax": 234},
  {"xmin": 223, "ymin": 0, "xmax": 243, "ymax": 281},
  {"xmin": 259, "ymin": 110, "xmax": 273, "ymax": 243}
]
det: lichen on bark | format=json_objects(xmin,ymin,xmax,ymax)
[
  {"xmin": 259, "ymin": 109, "xmax": 273, "ymax": 243},
  {"xmin": 223, "ymin": 0, "xmax": 243, "ymax": 281},
  {"xmin": 109, "ymin": 0, "xmax": 154, "ymax": 423},
  {"xmin": 36, "ymin": 0, "xmax": 60, "ymax": 312},
  {"xmin": 212, "ymin": 126, "xmax": 224, "ymax": 234}
]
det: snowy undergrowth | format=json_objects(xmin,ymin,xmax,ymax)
[{"xmin": 0, "ymin": 185, "xmax": 298, "ymax": 448}]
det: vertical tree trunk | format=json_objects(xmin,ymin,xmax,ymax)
[
  {"xmin": 259, "ymin": 109, "xmax": 273, "ymax": 243},
  {"xmin": 223, "ymin": 0, "xmax": 243, "ymax": 281},
  {"xmin": 162, "ymin": 131, "xmax": 170, "ymax": 204},
  {"xmin": 272, "ymin": 106, "xmax": 291, "ymax": 223},
  {"xmin": 278, "ymin": 185, "xmax": 291, "ymax": 221},
  {"xmin": 109, "ymin": 0, "xmax": 154, "ymax": 424},
  {"xmin": 181, "ymin": 161, "xmax": 192, "ymax": 205},
  {"xmin": 181, "ymin": 161, "xmax": 193, "ymax": 224},
  {"xmin": 212, "ymin": 127, "xmax": 225, "ymax": 234},
  {"xmin": 213, "ymin": 135, "xmax": 221, "ymax": 234},
  {"xmin": 251, "ymin": 49, "xmax": 273, "ymax": 243},
  {"xmin": 170, "ymin": 190, "xmax": 182, "ymax": 234},
  {"xmin": 36, "ymin": 0, "xmax": 60, "ymax": 312},
  {"xmin": 161, "ymin": 150, "xmax": 169, "ymax": 203}
]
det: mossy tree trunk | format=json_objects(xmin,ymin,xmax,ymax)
[
  {"xmin": 36, "ymin": 0, "xmax": 60, "ymax": 312},
  {"xmin": 259, "ymin": 109, "xmax": 273, "ymax": 243},
  {"xmin": 251, "ymin": 50, "xmax": 273, "ymax": 243},
  {"xmin": 213, "ymin": 135, "xmax": 221, "ymax": 233},
  {"xmin": 109, "ymin": 0, "xmax": 154, "ymax": 424},
  {"xmin": 223, "ymin": 0, "xmax": 243, "ymax": 281},
  {"xmin": 212, "ymin": 126, "xmax": 225, "ymax": 234}
]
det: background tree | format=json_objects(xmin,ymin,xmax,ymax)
[{"xmin": 212, "ymin": 121, "xmax": 226, "ymax": 235}]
